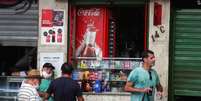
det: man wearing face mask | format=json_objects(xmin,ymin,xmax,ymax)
[
  {"xmin": 38, "ymin": 63, "xmax": 55, "ymax": 101},
  {"xmin": 18, "ymin": 69, "xmax": 42, "ymax": 101}
]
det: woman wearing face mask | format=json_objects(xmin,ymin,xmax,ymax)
[{"xmin": 38, "ymin": 63, "xmax": 55, "ymax": 101}]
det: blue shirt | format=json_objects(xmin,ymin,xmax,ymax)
[{"xmin": 127, "ymin": 67, "xmax": 159, "ymax": 101}]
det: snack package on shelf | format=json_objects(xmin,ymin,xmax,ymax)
[
  {"xmin": 78, "ymin": 71, "xmax": 84, "ymax": 80},
  {"xmin": 119, "ymin": 71, "xmax": 127, "ymax": 81},
  {"xmin": 72, "ymin": 70, "xmax": 79, "ymax": 80},
  {"xmin": 102, "ymin": 81, "xmax": 111, "ymax": 92},
  {"xmin": 131, "ymin": 61, "xmax": 141, "ymax": 69},
  {"xmin": 88, "ymin": 71, "xmax": 98, "ymax": 80},
  {"xmin": 115, "ymin": 61, "xmax": 121, "ymax": 69},
  {"xmin": 93, "ymin": 80, "xmax": 102, "ymax": 93},
  {"xmin": 102, "ymin": 60, "xmax": 109, "ymax": 69},
  {"xmin": 82, "ymin": 80, "xmax": 92, "ymax": 92},
  {"xmin": 97, "ymin": 71, "xmax": 103, "ymax": 80},
  {"xmin": 109, "ymin": 60, "xmax": 115, "ymax": 69},
  {"xmin": 93, "ymin": 60, "xmax": 101, "ymax": 68},
  {"xmin": 80, "ymin": 60, "xmax": 88, "ymax": 69},
  {"xmin": 102, "ymin": 70, "xmax": 110, "ymax": 81},
  {"xmin": 122, "ymin": 61, "xmax": 131, "ymax": 70}
]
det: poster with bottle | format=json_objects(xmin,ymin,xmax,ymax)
[
  {"xmin": 41, "ymin": 9, "xmax": 65, "ymax": 45},
  {"xmin": 75, "ymin": 7, "xmax": 109, "ymax": 58}
]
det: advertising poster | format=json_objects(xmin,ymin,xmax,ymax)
[
  {"xmin": 75, "ymin": 7, "xmax": 109, "ymax": 58},
  {"xmin": 41, "ymin": 9, "xmax": 65, "ymax": 45},
  {"xmin": 41, "ymin": 9, "xmax": 53, "ymax": 27},
  {"xmin": 39, "ymin": 52, "xmax": 64, "ymax": 77}
]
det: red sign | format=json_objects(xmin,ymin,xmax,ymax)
[
  {"xmin": 153, "ymin": 2, "xmax": 162, "ymax": 26},
  {"xmin": 41, "ymin": 9, "xmax": 53, "ymax": 27},
  {"xmin": 75, "ymin": 7, "xmax": 109, "ymax": 57}
]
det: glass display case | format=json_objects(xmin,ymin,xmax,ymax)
[
  {"xmin": 0, "ymin": 76, "xmax": 25, "ymax": 101},
  {"xmin": 72, "ymin": 57, "xmax": 142, "ymax": 93}
]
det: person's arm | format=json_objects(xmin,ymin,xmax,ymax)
[
  {"xmin": 30, "ymin": 95, "xmax": 41, "ymax": 101},
  {"xmin": 38, "ymin": 91, "xmax": 46, "ymax": 97},
  {"xmin": 124, "ymin": 81, "xmax": 151, "ymax": 93},
  {"xmin": 154, "ymin": 69, "xmax": 163, "ymax": 92},
  {"xmin": 44, "ymin": 93, "xmax": 50, "ymax": 100},
  {"xmin": 156, "ymin": 82, "xmax": 163, "ymax": 92},
  {"xmin": 77, "ymin": 96, "xmax": 84, "ymax": 101},
  {"xmin": 154, "ymin": 70, "xmax": 163, "ymax": 98},
  {"xmin": 44, "ymin": 80, "xmax": 54, "ymax": 100},
  {"xmin": 156, "ymin": 82, "xmax": 163, "ymax": 99},
  {"xmin": 75, "ymin": 82, "xmax": 84, "ymax": 101}
]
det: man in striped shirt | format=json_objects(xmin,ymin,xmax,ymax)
[{"xmin": 18, "ymin": 69, "xmax": 42, "ymax": 101}]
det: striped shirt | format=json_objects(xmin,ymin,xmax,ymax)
[{"xmin": 17, "ymin": 82, "xmax": 41, "ymax": 101}]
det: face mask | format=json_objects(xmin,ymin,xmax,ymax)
[
  {"xmin": 42, "ymin": 71, "xmax": 52, "ymax": 79},
  {"xmin": 33, "ymin": 83, "xmax": 39, "ymax": 89}
]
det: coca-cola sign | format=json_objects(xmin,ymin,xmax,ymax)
[
  {"xmin": 77, "ymin": 8, "xmax": 100, "ymax": 16},
  {"xmin": 75, "ymin": 7, "xmax": 109, "ymax": 57}
]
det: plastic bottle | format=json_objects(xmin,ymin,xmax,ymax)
[
  {"xmin": 57, "ymin": 28, "xmax": 62, "ymax": 43},
  {"xmin": 93, "ymin": 80, "xmax": 101, "ymax": 93}
]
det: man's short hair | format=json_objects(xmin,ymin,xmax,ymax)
[
  {"xmin": 61, "ymin": 62, "xmax": 74, "ymax": 74},
  {"xmin": 141, "ymin": 50, "xmax": 154, "ymax": 60}
]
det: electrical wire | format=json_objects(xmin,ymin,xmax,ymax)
[
  {"xmin": 0, "ymin": 0, "xmax": 34, "ymax": 14},
  {"xmin": 15, "ymin": 0, "xmax": 33, "ymax": 14},
  {"xmin": 0, "ymin": 0, "xmax": 24, "ymax": 8}
]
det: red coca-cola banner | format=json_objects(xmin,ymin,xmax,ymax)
[{"xmin": 75, "ymin": 7, "xmax": 109, "ymax": 57}]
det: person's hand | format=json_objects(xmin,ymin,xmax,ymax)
[
  {"xmin": 156, "ymin": 92, "xmax": 163, "ymax": 100},
  {"xmin": 142, "ymin": 87, "xmax": 152, "ymax": 93},
  {"xmin": 157, "ymin": 92, "xmax": 162, "ymax": 96}
]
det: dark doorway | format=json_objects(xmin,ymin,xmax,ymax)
[{"xmin": 110, "ymin": 6, "xmax": 145, "ymax": 57}]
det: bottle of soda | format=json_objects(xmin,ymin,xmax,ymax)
[
  {"xmin": 93, "ymin": 80, "xmax": 101, "ymax": 93},
  {"xmin": 52, "ymin": 31, "xmax": 56, "ymax": 43},
  {"xmin": 57, "ymin": 28, "xmax": 62, "ymax": 43}
]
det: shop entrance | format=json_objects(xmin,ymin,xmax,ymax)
[
  {"xmin": 68, "ymin": 2, "xmax": 147, "ymax": 96},
  {"xmin": 109, "ymin": 6, "xmax": 145, "ymax": 57}
]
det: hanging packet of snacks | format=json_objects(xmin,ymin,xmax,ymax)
[
  {"xmin": 123, "ymin": 61, "xmax": 130, "ymax": 69},
  {"xmin": 80, "ymin": 60, "xmax": 88, "ymax": 69}
]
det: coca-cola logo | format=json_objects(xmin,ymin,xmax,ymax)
[{"xmin": 77, "ymin": 8, "xmax": 100, "ymax": 16}]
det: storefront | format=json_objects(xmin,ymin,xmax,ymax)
[
  {"xmin": 68, "ymin": 0, "xmax": 149, "ymax": 100},
  {"xmin": 170, "ymin": 0, "xmax": 201, "ymax": 100},
  {"xmin": 0, "ymin": 0, "xmax": 171, "ymax": 101}
]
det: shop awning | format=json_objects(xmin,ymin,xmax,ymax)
[{"xmin": 70, "ymin": 0, "xmax": 148, "ymax": 5}]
